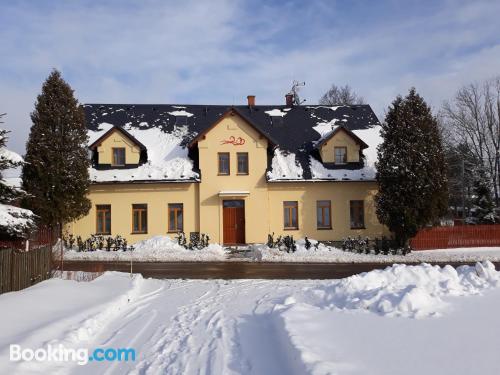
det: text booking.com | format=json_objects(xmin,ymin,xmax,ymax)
[{"xmin": 10, "ymin": 344, "xmax": 136, "ymax": 366}]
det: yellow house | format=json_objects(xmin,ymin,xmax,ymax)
[{"xmin": 67, "ymin": 96, "xmax": 389, "ymax": 245}]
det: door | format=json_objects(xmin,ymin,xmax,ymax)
[{"xmin": 223, "ymin": 200, "xmax": 245, "ymax": 244}]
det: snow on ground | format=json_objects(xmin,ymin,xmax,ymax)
[
  {"xmin": 267, "ymin": 148, "xmax": 304, "ymax": 180},
  {"xmin": 0, "ymin": 262, "xmax": 499, "ymax": 374},
  {"xmin": 88, "ymin": 123, "xmax": 198, "ymax": 182},
  {"xmin": 59, "ymin": 235, "xmax": 500, "ymax": 263},
  {"xmin": 253, "ymin": 240, "xmax": 500, "ymax": 263},
  {"xmin": 59, "ymin": 235, "xmax": 227, "ymax": 262}
]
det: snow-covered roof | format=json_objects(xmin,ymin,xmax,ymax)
[{"xmin": 83, "ymin": 103, "xmax": 381, "ymax": 183}]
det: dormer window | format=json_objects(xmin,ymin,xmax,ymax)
[
  {"xmin": 334, "ymin": 147, "xmax": 347, "ymax": 164},
  {"xmin": 175, "ymin": 116, "xmax": 188, "ymax": 126},
  {"xmin": 112, "ymin": 147, "xmax": 126, "ymax": 166}
]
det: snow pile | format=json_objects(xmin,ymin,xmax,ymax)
[
  {"xmin": 267, "ymin": 148, "xmax": 304, "ymax": 180},
  {"xmin": 168, "ymin": 110, "xmax": 194, "ymax": 117},
  {"xmin": 265, "ymin": 109, "xmax": 287, "ymax": 117},
  {"xmin": 282, "ymin": 261, "xmax": 499, "ymax": 319},
  {"xmin": 310, "ymin": 156, "xmax": 375, "ymax": 180},
  {"xmin": 62, "ymin": 235, "xmax": 227, "ymax": 262},
  {"xmin": 88, "ymin": 123, "xmax": 198, "ymax": 182},
  {"xmin": 352, "ymin": 126, "xmax": 383, "ymax": 168},
  {"xmin": 253, "ymin": 240, "xmax": 500, "ymax": 263},
  {"xmin": 312, "ymin": 119, "xmax": 339, "ymax": 138},
  {"xmin": 0, "ymin": 203, "xmax": 35, "ymax": 236}
]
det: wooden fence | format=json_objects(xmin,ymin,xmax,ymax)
[
  {"xmin": 411, "ymin": 225, "xmax": 500, "ymax": 250},
  {"xmin": 0, "ymin": 246, "xmax": 52, "ymax": 294}
]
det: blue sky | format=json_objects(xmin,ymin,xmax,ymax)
[{"xmin": 1, "ymin": 0, "xmax": 500, "ymax": 158}]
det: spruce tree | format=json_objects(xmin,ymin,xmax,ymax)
[
  {"xmin": 0, "ymin": 113, "xmax": 35, "ymax": 238},
  {"xmin": 375, "ymin": 88, "xmax": 448, "ymax": 247},
  {"xmin": 470, "ymin": 167, "xmax": 498, "ymax": 224},
  {"xmin": 22, "ymin": 70, "xmax": 91, "ymax": 231}
]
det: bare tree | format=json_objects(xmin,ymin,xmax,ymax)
[
  {"xmin": 441, "ymin": 77, "xmax": 500, "ymax": 204},
  {"xmin": 319, "ymin": 84, "xmax": 365, "ymax": 105}
]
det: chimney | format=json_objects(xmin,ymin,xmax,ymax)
[
  {"xmin": 247, "ymin": 95, "xmax": 255, "ymax": 107},
  {"xmin": 285, "ymin": 93, "xmax": 294, "ymax": 108}
]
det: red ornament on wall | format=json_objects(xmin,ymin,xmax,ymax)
[{"xmin": 220, "ymin": 136, "xmax": 245, "ymax": 146}]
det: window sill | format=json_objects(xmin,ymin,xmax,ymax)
[
  {"xmin": 217, "ymin": 173, "xmax": 230, "ymax": 176},
  {"xmin": 96, "ymin": 232, "xmax": 111, "ymax": 236},
  {"xmin": 283, "ymin": 227, "xmax": 299, "ymax": 231},
  {"xmin": 317, "ymin": 227, "xmax": 332, "ymax": 230},
  {"xmin": 350, "ymin": 227, "xmax": 366, "ymax": 230},
  {"xmin": 237, "ymin": 173, "xmax": 249, "ymax": 176},
  {"xmin": 131, "ymin": 232, "xmax": 148, "ymax": 235},
  {"xmin": 167, "ymin": 230, "xmax": 182, "ymax": 234}
]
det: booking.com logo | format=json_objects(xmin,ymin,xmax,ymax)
[{"xmin": 10, "ymin": 344, "xmax": 136, "ymax": 366}]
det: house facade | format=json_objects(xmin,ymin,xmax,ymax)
[{"xmin": 67, "ymin": 95, "xmax": 389, "ymax": 245}]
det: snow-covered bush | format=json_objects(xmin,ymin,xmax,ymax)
[
  {"xmin": 0, "ymin": 113, "xmax": 35, "ymax": 238},
  {"xmin": 266, "ymin": 233, "xmax": 297, "ymax": 252},
  {"xmin": 175, "ymin": 231, "xmax": 210, "ymax": 250}
]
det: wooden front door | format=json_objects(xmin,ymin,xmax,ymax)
[{"xmin": 223, "ymin": 200, "xmax": 245, "ymax": 244}]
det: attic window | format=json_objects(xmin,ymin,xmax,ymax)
[
  {"xmin": 175, "ymin": 116, "xmax": 188, "ymax": 126},
  {"xmin": 271, "ymin": 116, "xmax": 283, "ymax": 127},
  {"xmin": 334, "ymin": 147, "xmax": 347, "ymax": 164}
]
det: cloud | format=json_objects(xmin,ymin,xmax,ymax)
[{"xmin": 1, "ymin": 0, "xmax": 499, "ymax": 160}]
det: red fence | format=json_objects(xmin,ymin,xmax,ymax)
[
  {"xmin": 411, "ymin": 225, "xmax": 500, "ymax": 250},
  {"xmin": 0, "ymin": 225, "xmax": 58, "ymax": 251}
]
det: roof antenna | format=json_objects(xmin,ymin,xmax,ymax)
[{"xmin": 289, "ymin": 80, "xmax": 306, "ymax": 106}]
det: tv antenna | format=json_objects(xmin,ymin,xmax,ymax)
[{"xmin": 289, "ymin": 80, "xmax": 306, "ymax": 106}]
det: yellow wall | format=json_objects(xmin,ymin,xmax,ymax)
[
  {"xmin": 67, "ymin": 183, "xmax": 199, "ymax": 242},
  {"xmin": 267, "ymin": 182, "xmax": 388, "ymax": 241},
  {"xmin": 319, "ymin": 130, "xmax": 360, "ymax": 163},
  {"xmin": 197, "ymin": 112, "xmax": 270, "ymax": 244},
  {"xmin": 97, "ymin": 129, "xmax": 141, "ymax": 165},
  {"xmin": 69, "ymin": 112, "xmax": 388, "ymax": 244}
]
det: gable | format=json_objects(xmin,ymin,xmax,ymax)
[
  {"xmin": 188, "ymin": 108, "xmax": 275, "ymax": 148},
  {"xmin": 318, "ymin": 128, "xmax": 363, "ymax": 164},
  {"xmin": 91, "ymin": 127, "xmax": 144, "ymax": 166}
]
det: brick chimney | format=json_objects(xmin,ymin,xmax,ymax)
[
  {"xmin": 247, "ymin": 95, "xmax": 255, "ymax": 107},
  {"xmin": 285, "ymin": 93, "xmax": 294, "ymax": 108}
]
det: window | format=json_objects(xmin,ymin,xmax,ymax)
[
  {"xmin": 132, "ymin": 204, "xmax": 148, "ymax": 233},
  {"xmin": 96, "ymin": 205, "xmax": 111, "ymax": 234},
  {"xmin": 168, "ymin": 203, "xmax": 184, "ymax": 232},
  {"xmin": 218, "ymin": 153, "xmax": 230, "ymax": 175},
  {"xmin": 112, "ymin": 147, "xmax": 126, "ymax": 166},
  {"xmin": 317, "ymin": 200, "xmax": 332, "ymax": 229},
  {"xmin": 237, "ymin": 153, "xmax": 249, "ymax": 175},
  {"xmin": 334, "ymin": 147, "xmax": 347, "ymax": 164},
  {"xmin": 175, "ymin": 116, "xmax": 188, "ymax": 126},
  {"xmin": 283, "ymin": 201, "xmax": 298, "ymax": 229},
  {"xmin": 350, "ymin": 200, "xmax": 365, "ymax": 229}
]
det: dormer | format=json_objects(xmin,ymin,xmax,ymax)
[
  {"xmin": 315, "ymin": 126, "xmax": 368, "ymax": 165},
  {"xmin": 88, "ymin": 126, "xmax": 147, "ymax": 169}
]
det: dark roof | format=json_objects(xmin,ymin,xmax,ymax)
[
  {"xmin": 88, "ymin": 125, "xmax": 147, "ymax": 151},
  {"xmin": 314, "ymin": 125, "xmax": 369, "ymax": 150},
  {"xmin": 83, "ymin": 103, "xmax": 380, "ymax": 180}
]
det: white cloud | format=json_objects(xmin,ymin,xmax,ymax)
[{"xmin": 1, "ymin": 0, "xmax": 499, "ymax": 159}]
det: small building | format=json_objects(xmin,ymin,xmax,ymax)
[{"xmin": 67, "ymin": 95, "xmax": 389, "ymax": 245}]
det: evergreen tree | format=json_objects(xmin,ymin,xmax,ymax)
[
  {"xmin": 375, "ymin": 88, "xmax": 448, "ymax": 247},
  {"xmin": 470, "ymin": 167, "xmax": 498, "ymax": 224},
  {"xmin": 22, "ymin": 70, "xmax": 91, "ymax": 231},
  {"xmin": 0, "ymin": 113, "xmax": 35, "ymax": 238}
]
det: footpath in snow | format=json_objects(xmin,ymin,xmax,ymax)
[
  {"xmin": 58, "ymin": 235, "xmax": 500, "ymax": 263},
  {"xmin": 0, "ymin": 261, "xmax": 499, "ymax": 374}
]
